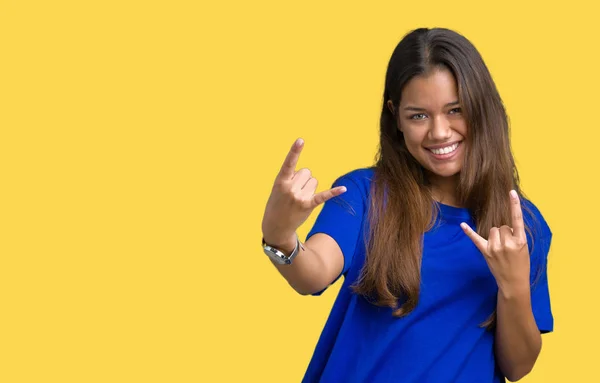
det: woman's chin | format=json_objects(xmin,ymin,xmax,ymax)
[{"xmin": 425, "ymin": 164, "xmax": 463, "ymax": 179}]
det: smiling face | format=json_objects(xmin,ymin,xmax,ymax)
[{"xmin": 392, "ymin": 67, "xmax": 468, "ymax": 184}]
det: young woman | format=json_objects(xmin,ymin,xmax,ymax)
[{"xmin": 261, "ymin": 28, "xmax": 553, "ymax": 383}]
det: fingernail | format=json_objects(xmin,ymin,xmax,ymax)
[
  {"xmin": 460, "ymin": 222, "xmax": 467, "ymax": 230},
  {"xmin": 297, "ymin": 138, "xmax": 304, "ymax": 146},
  {"xmin": 340, "ymin": 186, "xmax": 347, "ymax": 193},
  {"xmin": 510, "ymin": 190, "xmax": 518, "ymax": 199}
]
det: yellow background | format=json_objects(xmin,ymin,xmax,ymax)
[{"xmin": 1, "ymin": 0, "xmax": 597, "ymax": 382}]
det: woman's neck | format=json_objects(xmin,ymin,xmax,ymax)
[{"xmin": 428, "ymin": 173, "xmax": 462, "ymax": 208}]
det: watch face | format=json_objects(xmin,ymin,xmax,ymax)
[{"xmin": 264, "ymin": 247, "xmax": 287, "ymax": 264}]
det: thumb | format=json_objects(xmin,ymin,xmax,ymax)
[{"xmin": 310, "ymin": 186, "xmax": 347, "ymax": 209}]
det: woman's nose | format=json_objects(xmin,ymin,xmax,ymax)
[{"xmin": 429, "ymin": 115, "xmax": 452, "ymax": 141}]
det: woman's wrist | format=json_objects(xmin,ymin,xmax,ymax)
[{"xmin": 262, "ymin": 232, "xmax": 299, "ymax": 255}]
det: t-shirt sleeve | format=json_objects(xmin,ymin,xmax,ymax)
[
  {"xmin": 530, "ymin": 233, "xmax": 554, "ymax": 333},
  {"xmin": 523, "ymin": 198, "xmax": 554, "ymax": 334},
  {"xmin": 305, "ymin": 173, "xmax": 366, "ymax": 295}
]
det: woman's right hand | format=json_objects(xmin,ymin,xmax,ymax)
[{"xmin": 261, "ymin": 138, "xmax": 347, "ymax": 248}]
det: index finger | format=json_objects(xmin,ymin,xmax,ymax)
[
  {"xmin": 509, "ymin": 190, "xmax": 526, "ymax": 239},
  {"xmin": 278, "ymin": 138, "xmax": 304, "ymax": 180}
]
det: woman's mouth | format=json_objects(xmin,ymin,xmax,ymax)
[{"xmin": 426, "ymin": 141, "xmax": 462, "ymax": 160}]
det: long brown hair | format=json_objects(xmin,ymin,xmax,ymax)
[{"xmin": 351, "ymin": 28, "xmax": 538, "ymax": 327}]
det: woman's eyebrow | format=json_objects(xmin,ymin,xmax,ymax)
[
  {"xmin": 403, "ymin": 101, "xmax": 460, "ymax": 112},
  {"xmin": 403, "ymin": 106, "xmax": 427, "ymax": 111}
]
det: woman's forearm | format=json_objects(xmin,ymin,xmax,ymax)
[{"xmin": 494, "ymin": 286, "xmax": 542, "ymax": 382}]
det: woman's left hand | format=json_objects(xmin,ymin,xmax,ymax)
[{"xmin": 460, "ymin": 190, "xmax": 530, "ymax": 296}]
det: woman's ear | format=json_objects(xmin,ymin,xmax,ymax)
[
  {"xmin": 387, "ymin": 100, "xmax": 403, "ymax": 132},
  {"xmin": 386, "ymin": 100, "xmax": 395, "ymax": 115}
]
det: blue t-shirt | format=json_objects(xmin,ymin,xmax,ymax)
[{"xmin": 303, "ymin": 167, "xmax": 553, "ymax": 383}]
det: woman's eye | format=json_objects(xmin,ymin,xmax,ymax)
[
  {"xmin": 410, "ymin": 113, "xmax": 427, "ymax": 120},
  {"xmin": 449, "ymin": 107, "xmax": 462, "ymax": 114}
]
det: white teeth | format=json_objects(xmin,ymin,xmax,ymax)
[{"xmin": 430, "ymin": 142, "xmax": 459, "ymax": 155}]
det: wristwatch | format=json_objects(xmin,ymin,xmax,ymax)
[{"xmin": 262, "ymin": 235, "xmax": 304, "ymax": 265}]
